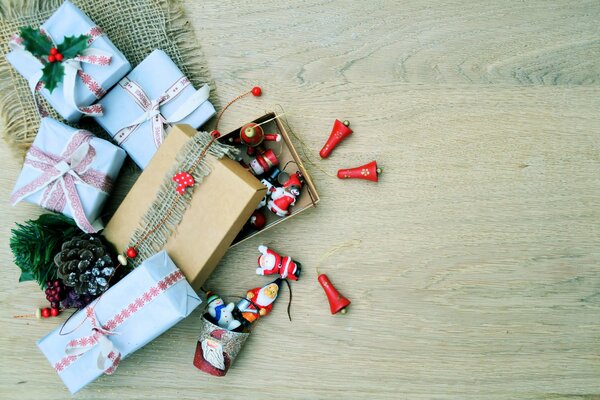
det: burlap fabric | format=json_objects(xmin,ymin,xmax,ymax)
[{"xmin": 0, "ymin": 0, "xmax": 217, "ymax": 157}]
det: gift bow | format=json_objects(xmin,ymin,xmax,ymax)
[
  {"xmin": 9, "ymin": 26, "xmax": 111, "ymax": 117},
  {"xmin": 64, "ymin": 308, "xmax": 122, "ymax": 375},
  {"xmin": 114, "ymin": 76, "xmax": 210, "ymax": 148},
  {"xmin": 10, "ymin": 130, "xmax": 112, "ymax": 233}
]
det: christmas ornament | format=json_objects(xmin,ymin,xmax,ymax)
[
  {"xmin": 318, "ymin": 274, "xmax": 351, "ymax": 314},
  {"xmin": 17, "ymin": 26, "xmax": 91, "ymax": 93},
  {"xmin": 248, "ymin": 210, "xmax": 267, "ymax": 230},
  {"xmin": 10, "ymin": 213, "xmax": 81, "ymax": 288},
  {"xmin": 256, "ymin": 245, "xmax": 301, "ymax": 281},
  {"xmin": 231, "ymin": 122, "xmax": 281, "ymax": 155},
  {"xmin": 267, "ymin": 172, "xmax": 303, "ymax": 217},
  {"xmin": 173, "ymin": 171, "xmax": 195, "ymax": 195},
  {"xmin": 251, "ymin": 86, "xmax": 262, "ymax": 96},
  {"xmin": 54, "ymin": 235, "xmax": 118, "ymax": 296},
  {"xmin": 237, "ymin": 278, "xmax": 283, "ymax": 323},
  {"xmin": 337, "ymin": 160, "xmax": 382, "ymax": 182},
  {"xmin": 319, "ymin": 119, "xmax": 352, "ymax": 158},
  {"xmin": 248, "ymin": 148, "xmax": 280, "ymax": 176},
  {"xmin": 194, "ymin": 319, "xmax": 250, "ymax": 377},
  {"xmin": 256, "ymin": 167, "xmax": 282, "ymax": 208},
  {"xmin": 45, "ymin": 279, "xmax": 67, "ymax": 310},
  {"xmin": 205, "ymin": 291, "xmax": 243, "ymax": 331}
]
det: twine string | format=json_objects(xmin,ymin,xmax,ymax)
[{"xmin": 316, "ymin": 239, "xmax": 362, "ymax": 275}]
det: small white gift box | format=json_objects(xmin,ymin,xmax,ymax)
[
  {"xmin": 94, "ymin": 49, "xmax": 216, "ymax": 169},
  {"xmin": 10, "ymin": 117, "xmax": 125, "ymax": 233},
  {"xmin": 37, "ymin": 251, "xmax": 202, "ymax": 394},
  {"xmin": 5, "ymin": 0, "xmax": 131, "ymax": 122}
]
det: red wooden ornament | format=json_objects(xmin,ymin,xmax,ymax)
[
  {"xmin": 41, "ymin": 307, "xmax": 51, "ymax": 318},
  {"xmin": 249, "ymin": 148, "xmax": 280, "ymax": 176},
  {"xmin": 249, "ymin": 210, "xmax": 266, "ymax": 230},
  {"xmin": 337, "ymin": 160, "xmax": 381, "ymax": 182},
  {"xmin": 126, "ymin": 247, "xmax": 138, "ymax": 258},
  {"xmin": 173, "ymin": 171, "xmax": 195, "ymax": 195},
  {"xmin": 319, "ymin": 119, "xmax": 352, "ymax": 158},
  {"xmin": 318, "ymin": 274, "xmax": 351, "ymax": 314},
  {"xmin": 251, "ymin": 86, "xmax": 262, "ymax": 96},
  {"xmin": 50, "ymin": 308, "xmax": 60, "ymax": 317}
]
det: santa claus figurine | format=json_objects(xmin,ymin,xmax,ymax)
[
  {"xmin": 267, "ymin": 172, "xmax": 303, "ymax": 217},
  {"xmin": 256, "ymin": 245, "xmax": 301, "ymax": 281},
  {"xmin": 237, "ymin": 278, "xmax": 282, "ymax": 323}
]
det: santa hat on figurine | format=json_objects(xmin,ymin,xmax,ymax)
[{"xmin": 283, "ymin": 172, "xmax": 303, "ymax": 194}]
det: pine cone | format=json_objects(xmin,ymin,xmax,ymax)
[{"xmin": 54, "ymin": 235, "xmax": 115, "ymax": 296}]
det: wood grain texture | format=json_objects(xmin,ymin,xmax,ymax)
[{"xmin": 1, "ymin": 1, "xmax": 599, "ymax": 399}]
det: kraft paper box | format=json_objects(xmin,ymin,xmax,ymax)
[
  {"xmin": 37, "ymin": 251, "xmax": 202, "ymax": 394},
  {"xmin": 103, "ymin": 125, "xmax": 266, "ymax": 290},
  {"xmin": 94, "ymin": 49, "xmax": 216, "ymax": 169},
  {"xmin": 11, "ymin": 117, "xmax": 126, "ymax": 232},
  {"xmin": 5, "ymin": 0, "xmax": 131, "ymax": 122},
  {"xmin": 220, "ymin": 113, "xmax": 320, "ymax": 245}
]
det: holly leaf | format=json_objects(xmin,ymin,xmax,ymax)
[
  {"xmin": 19, "ymin": 26, "xmax": 52, "ymax": 58},
  {"xmin": 41, "ymin": 62, "xmax": 64, "ymax": 93},
  {"xmin": 57, "ymin": 35, "xmax": 90, "ymax": 59}
]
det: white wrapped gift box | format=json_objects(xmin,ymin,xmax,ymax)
[{"xmin": 37, "ymin": 251, "xmax": 202, "ymax": 394}]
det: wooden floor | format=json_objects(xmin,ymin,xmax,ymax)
[{"xmin": 1, "ymin": 1, "xmax": 599, "ymax": 399}]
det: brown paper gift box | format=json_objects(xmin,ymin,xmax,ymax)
[{"xmin": 103, "ymin": 125, "xmax": 266, "ymax": 290}]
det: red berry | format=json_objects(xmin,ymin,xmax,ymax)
[
  {"xmin": 47, "ymin": 55, "xmax": 55, "ymax": 63},
  {"xmin": 49, "ymin": 48, "xmax": 58, "ymax": 55},
  {"xmin": 126, "ymin": 247, "xmax": 137, "ymax": 258},
  {"xmin": 41, "ymin": 308, "xmax": 51, "ymax": 318},
  {"xmin": 251, "ymin": 86, "xmax": 262, "ymax": 97},
  {"xmin": 50, "ymin": 308, "xmax": 60, "ymax": 317},
  {"xmin": 54, "ymin": 280, "xmax": 60, "ymax": 287},
  {"xmin": 50, "ymin": 301, "xmax": 59, "ymax": 309},
  {"xmin": 55, "ymin": 53, "xmax": 63, "ymax": 62}
]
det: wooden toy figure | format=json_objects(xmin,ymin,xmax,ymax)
[
  {"xmin": 267, "ymin": 172, "xmax": 303, "ymax": 217},
  {"xmin": 256, "ymin": 245, "xmax": 301, "ymax": 281},
  {"xmin": 237, "ymin": 278, "xmax": 282, "ymax": 323},
  {"xmin": 205, "ymin": 291, "xmax": 243, "ymax": 331}
]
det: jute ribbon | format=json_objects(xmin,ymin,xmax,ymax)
[
  {"xmin": 10, "ymin": 130, "xmax": 112, "ymax": 233},
  {"xmin": 113, "ymin": 76, "xmax": 210, "ymax": 149},
  {"xmin": 9, "ymin": 26, "xmax": 111, "ymax": 117},
  {"xmin": 55, "ymin": 269, "xmax": 185, "ymax": 375}
]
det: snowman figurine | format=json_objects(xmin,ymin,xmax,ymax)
[{"xmin": 205, "ymin": 292, "xmax": 242, "ymax": 331}]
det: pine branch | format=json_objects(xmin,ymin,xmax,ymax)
[{"xmin": 10, "ymin": 213, "xmax": 82, "ymax": 288}]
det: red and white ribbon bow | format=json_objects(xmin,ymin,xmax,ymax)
[
  {"xmin": 10, "ymin": 130, "xmax": 112, "ymax": 233},
  {"xmin": 114, "ymin": 76, "xmax": 210, "ymax": 148},
  {"xmin": 9, "ymin": 26, "xmax": 111, "ymax": 117},
  {"xmin": 64, "ymin": 308, "xmax": 122, "ymax": 375},
  {"xmin": 53, "ymin": 269, "xmax": 185, "ymax": 376}
]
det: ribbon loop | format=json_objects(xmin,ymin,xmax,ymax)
[
  {"xmin": 10, "ymin": 130, "xmax": 112, "ymax": 233},
  {"xmin": 64, "ymin": 310, "xmax": 121, "ymax": 375},
  {"xmin": 114, "ymin": 76, "xmax": 210, "ymax": 149}
]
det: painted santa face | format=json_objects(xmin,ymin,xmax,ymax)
[
  {"xmin": 259, "ymin": 254, "xmax": 276, "ymax": 269},
  {"xmin": 262, "ymin": 283, "xmax": 279, "ymax": 299}
]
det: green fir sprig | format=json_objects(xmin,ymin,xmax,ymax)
[{"xmin": 10, "ymin": 213, "xmax": 82, "ymax": 288}]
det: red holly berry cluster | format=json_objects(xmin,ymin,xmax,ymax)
[
  {"xmin": 43, "ymin": 279, "xmax": 66, "ymax": 317},
  {"xmin": 47, "ymin": 47, "xmax": 63, "ymax": 63}
]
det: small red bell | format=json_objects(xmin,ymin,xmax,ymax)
[
  {"xmin": 249, "ymin": 148, "xmax": 279, "ymax": 176},
  {"xmin": 318, "ymin": 274, "xmax": 351, "ymax": 315},
  {"xmin": 337, "ymin": 160, "xmax": 381, "ymax": 182},
  {"xmin": 319, "ymin": 119, "xmax": 352, "ymax": 158}
]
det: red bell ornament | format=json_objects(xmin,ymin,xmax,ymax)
[
  {"xmin": 318, "ymin": 274, "xmax": 351, "ymax": 315},
  {"xmin": 337, "ymin": 160, "xmax": 382, "ymax": 182},
  {"xmin": 319, "ymin": 119, "xmax": 352, "ymax": 158},
  {"xmin": 249, "ymin": 148, "xmax": 279, "ymax": 176}
]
